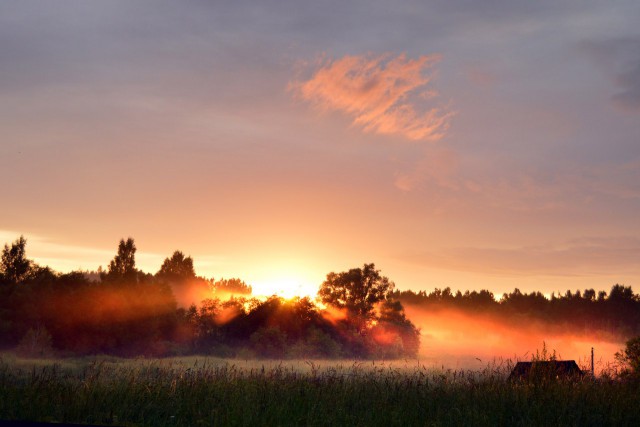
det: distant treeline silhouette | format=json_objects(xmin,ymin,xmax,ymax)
[
  {"xmin": 2, "ymin": 235, "xmax": 638, "ymax": 359},
  {"xmin": 391, "ymin": 284, "xmax": 640, "ymax": 338},
  {"xmin": 0, "ymin": 236, "xmax": 418, "ymax": 359}
]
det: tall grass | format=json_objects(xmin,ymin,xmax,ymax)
[{"xmin": 0, "ymin": 355, "xmax": 638, "ymax": 426}]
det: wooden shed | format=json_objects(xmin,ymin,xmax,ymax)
[{"xmin": 508, "ymin": 361, "xmax": 584, "ymax": 381}]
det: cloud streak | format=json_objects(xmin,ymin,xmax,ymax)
[
  {"xmin": 394, "ymin": 146, "xmax": 459, "ymax": 192},
  {"xmin": 583, "ymin": 37, "xmax": 640, "ymax": 112},
  {"xmin": 291, "ymin": 53, "xmax": 453, "ymax": 141}
]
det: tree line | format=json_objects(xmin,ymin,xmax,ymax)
[
  {"xmin": 3, "ymin": 235, "xmax": 639, "ymax": 360},
  {"xmin": 392, "ymin": 284, "xmax": 640, "ymax": 338},
  {"xmin": 0, "ymin": 236, "xmax": 418, "ymax": 359}
]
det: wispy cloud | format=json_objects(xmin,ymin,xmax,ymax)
[
  {"xmin": 394, "ymin": 147, "xmax": 459, "ymax": 192},
  {"xmin": 291, "ymin": 53, "xmax": 453, "ymax": 141},
  {"xmin": 583, "ymin": 37, "xmax": 640, "ymax": 112}
]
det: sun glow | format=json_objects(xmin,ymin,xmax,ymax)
[
  {"xmin": 252, "ymin": 275, "xmax": 319, "ymax": 299},
  {"xmin": 244, "ymin": 259, "xmax": 323, "ymax": 299}
]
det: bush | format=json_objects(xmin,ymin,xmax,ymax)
[
  {"xmin": 250, "ymin": 326, "xmax": 287, "ymax": 358},
  {"xmin": 616, "ymin": 336, "xmax": 640, "ymax": 379},
  {"xmin": 15, "ymin": 326, "xmax": 53, "ymax": 358}
]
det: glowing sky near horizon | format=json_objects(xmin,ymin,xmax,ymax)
[{"xmin": 1, "ymin": 1, "xmax": 640, "ymax": 297}]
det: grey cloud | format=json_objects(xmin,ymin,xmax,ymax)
[
  {"xmin": 612, "ymin": 63, "xmax": 640, "ymax": 111},
  {"xmin": 0, "ymin": 1, "xmax": 281, "ymax": 93},
  {"xmin": 0, "ymin": 0, "xmax": 294, "ymax": 137},
  {"xmin": 583, "ymin": 37, "xmax": 640, "ymax": 112},
  {"xmin": 1, "ymin": 0, "xmax": 634, "ymax": 95}
]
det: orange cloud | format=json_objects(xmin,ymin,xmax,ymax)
[{"xmin": 291, "ymin": 53, "xmax": 453, "ymax": 141}]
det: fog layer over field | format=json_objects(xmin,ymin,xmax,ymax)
[{"xmin": 405, "ymin": 305, "xmax": 623, "ymax": 373}]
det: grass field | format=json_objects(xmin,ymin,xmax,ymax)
[{"xmin": 1, "ymin": 354, "xmax": 639, "ymax": 426}]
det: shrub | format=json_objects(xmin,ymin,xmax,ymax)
[
  {"xmin": 250, "ymin": 326, "xmax": 287, "ymax": 358},
  {"xmin": 15, "ymin": 326, "xmax": 53, "ymax": 358},
  {"xmin": 615, "ymin": 336, "xmax": 640, "ymax": 379}
]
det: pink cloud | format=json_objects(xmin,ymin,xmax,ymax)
[{"xmin": 291, "ymin": 53, "xmax": 453, "ymax": 141}]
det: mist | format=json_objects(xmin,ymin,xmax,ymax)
[
  {"xmin": 168, "ymin": 278, "xmax": 252, "ymax": 309},
  {"xmin": 405, "ymin": 304, "xmax": 624, "ymax": 374}
]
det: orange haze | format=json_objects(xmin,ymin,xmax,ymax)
[
  {"xmin": 168, "ymin": 280, "xmax": 252, "ymax": 309},
  {"xmin": 405, "ymin": 305, "xmax": 624, "ymax": 374}
]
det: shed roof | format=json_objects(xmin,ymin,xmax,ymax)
[{"xmin": 508, "ymin": 360, "xmax": 583, "ymax": 381}]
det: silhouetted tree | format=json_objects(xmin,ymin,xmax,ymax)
[
  {"xmin": 583, "ymin": 289, "xmax": 596, "ymax": 302},
  {"xmin": 157, "ymin": 251, "xmax": 196, "ymax": 282},
  {"xmin": 1, "ymin": 236, "xmax": 32, "ymax": 283},
  {"xmin": 102, "ymin": 238, "xmax": 137, "ymax": 282},
  {"xmin": 609, "ymin": 284, "xmax": 635, "ymax": 302},
  {"xmin": 374, "ymin": 299, "xmax": 420, "ymax": 357},
  {"xmin": 318, "ymin": 263, "xmax": 394, "ymax": 322},
  {"xmin": 317, "ymin": 264, "xmax": 420, "ymax": 357}
]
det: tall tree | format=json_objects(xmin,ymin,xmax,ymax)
[
  {"xmin": 103, "ymin": 238, "xmax": 137, "ymax": 282},
  {"xmin": 1, "ymin": 236, "xmax": 32, "ymax": 283},
  {"xmin": 157, "ymin": 250, "xmax": 196, "ymax": 282},
  {"xmin": 318, "ymin": 263, "xmax": 394, "ymax": 321}
]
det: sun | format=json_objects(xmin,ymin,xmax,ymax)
[
  {"xmin": 243, "ymin": 258, "xmax": 324, "ymax": 299},
  {"xmin": 249, "ymin": 263, "xmax": 320, "ymax": 299},
  {"xmin": 252, "ymin": 275, "xmax": 319, "ymax": 299}
]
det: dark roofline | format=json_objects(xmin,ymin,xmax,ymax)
[{"xmin": 508, "ymin": 360, "xmax": 584, "ymax": 381}]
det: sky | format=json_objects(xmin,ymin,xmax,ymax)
[{"xmin": 1, "ymin": 0, "xmax": 639, "ymax": 298}]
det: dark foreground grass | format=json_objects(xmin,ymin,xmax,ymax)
[{"xmin": 0, "ymin": 356, "xmax": 639, "ymax": 427}]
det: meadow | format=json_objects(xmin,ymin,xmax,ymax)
[{"xmin": 1, "ymin": 354, "xmax": 639, "ymax": 427}]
